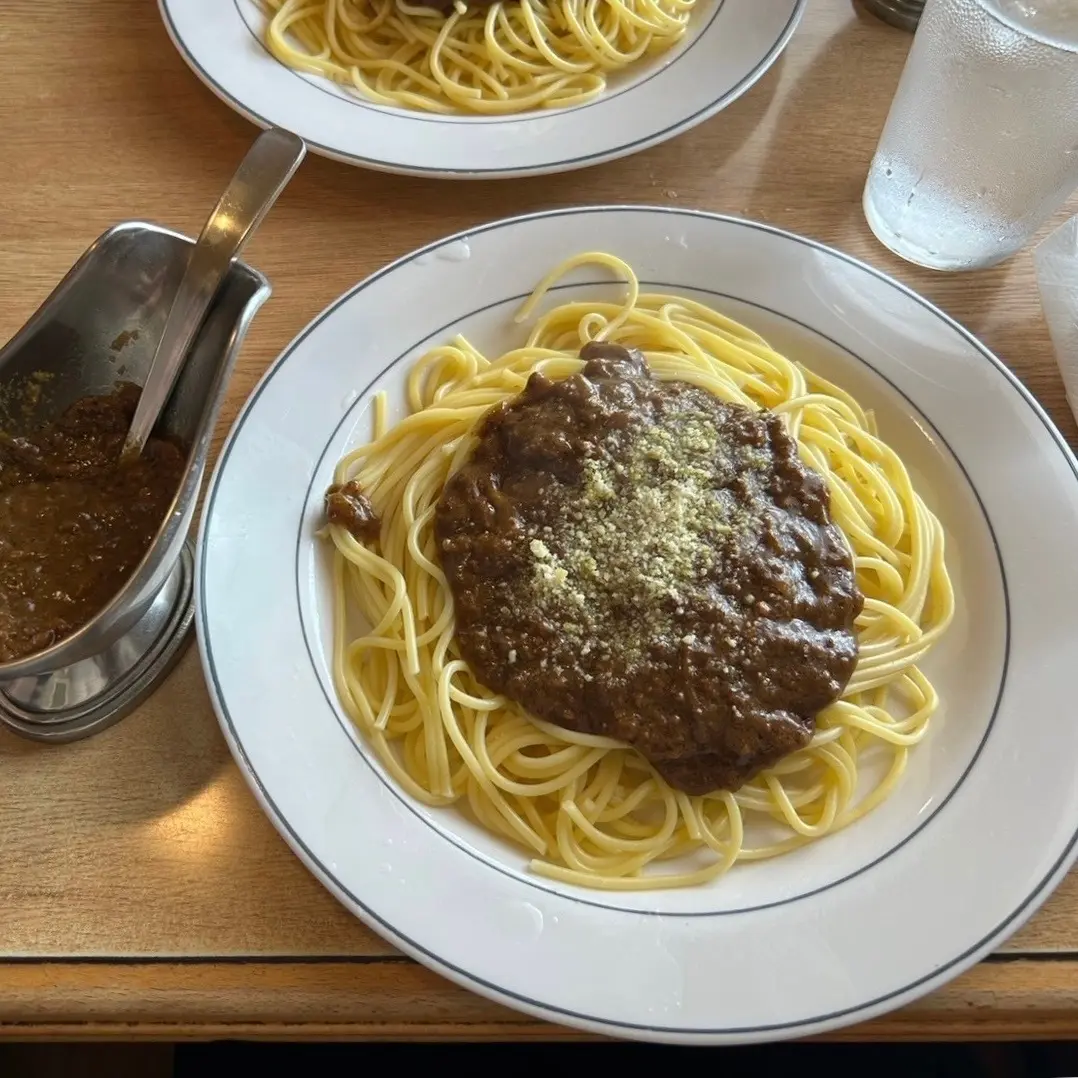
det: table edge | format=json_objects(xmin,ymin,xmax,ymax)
[{"xmin": 3, "ymin": 953, "xmax": 1078, "ymax": 1041}]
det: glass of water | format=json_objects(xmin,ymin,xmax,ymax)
[{"xmin": 863, "ymin": 0, "xmax": 1078, "ymax": 271}]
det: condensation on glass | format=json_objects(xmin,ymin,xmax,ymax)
[{"xmin": 864, "ymin": 0, "xmax": 1078, "ymax": 271}]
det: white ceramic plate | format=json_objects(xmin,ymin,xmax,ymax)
[
  {"xmin": 159, "ymin": 0, "xmax": 804, "ymax": 178},
  {"xmin": 197, "ymin": 206, "xmax": 1078, "ymax": 1043}
]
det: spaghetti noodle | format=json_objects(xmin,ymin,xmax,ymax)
[
  {"xmin": 323, "ymin": 253, "xmax": 955, "ymax": 890},
  {"xmin": 262, "ymin": 0, "xmax": 697, "ymax": 115}
]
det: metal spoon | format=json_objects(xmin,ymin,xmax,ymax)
[{"xmin": 122, "ymin": 127, "xmax": 306, "ymax": 459}]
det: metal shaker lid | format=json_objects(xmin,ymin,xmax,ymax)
[{"xmin": 860, "ymin": 0, "xmax": 925, "ymax": 30}]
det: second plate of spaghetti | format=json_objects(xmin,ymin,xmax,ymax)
[
  {"xmin": 198, "ymin": 207, "xmax": 1078, "ymax": 1041},
  {"xmin": 159, "ymin": 0, "xmax": 804, "ymax": 176}
]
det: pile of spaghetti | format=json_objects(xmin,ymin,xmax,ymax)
[
  {"xmin": 323, "ymin": 253, "xmax": 955, "ymax": 891},
  {"xmin": 263, "ymin": 0, "xmax": 697, "ymax": 114}
]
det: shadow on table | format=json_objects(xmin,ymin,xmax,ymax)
[
  {"xmin": 738, "ymin": 6, "xmax": 896, "ymax": 243},
  {"xmin": 169, "ymin": 1041, "xmax": 1068, "ymax": 1076},
  {"xmin": 0, "ymin": 649, "xmax": 230, "ymax": 825},
  {"xmin": 12, "ymin": 1040, "xmax": 1078, "ymax": 1076}
]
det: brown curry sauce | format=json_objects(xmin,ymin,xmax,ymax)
[
  {"xmin": 433, "ymin": 345, "xmax": 864, "ymax": 794},
  {"xmin": 0, "ymin": 383, "xmax": 186, "ymax": 663}
]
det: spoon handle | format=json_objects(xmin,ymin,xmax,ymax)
[{"xmin": 123, "ymin": 128, "xmax": 306, "ymax": 458}]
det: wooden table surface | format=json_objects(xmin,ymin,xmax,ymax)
[{"xmin": 4, "ymin": 0, "xmax": 1078, "ymax": 1043}]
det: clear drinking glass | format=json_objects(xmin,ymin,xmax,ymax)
[{"xmin": 863, "ymin": 0, "xmax": 1078, "ymax": 271}]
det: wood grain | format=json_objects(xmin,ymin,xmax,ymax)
[
  {"xmin": 2, "ymin": 0, "xmax": 1077, "ymax": 1040},
  {"xmin": 5, "ymin": 958, "xmax": 1078, "ymax": 1042}
]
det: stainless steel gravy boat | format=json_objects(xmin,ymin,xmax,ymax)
[{"xmin": 0, "ymin": 221, "xmax": 270, "ymax": 740}]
